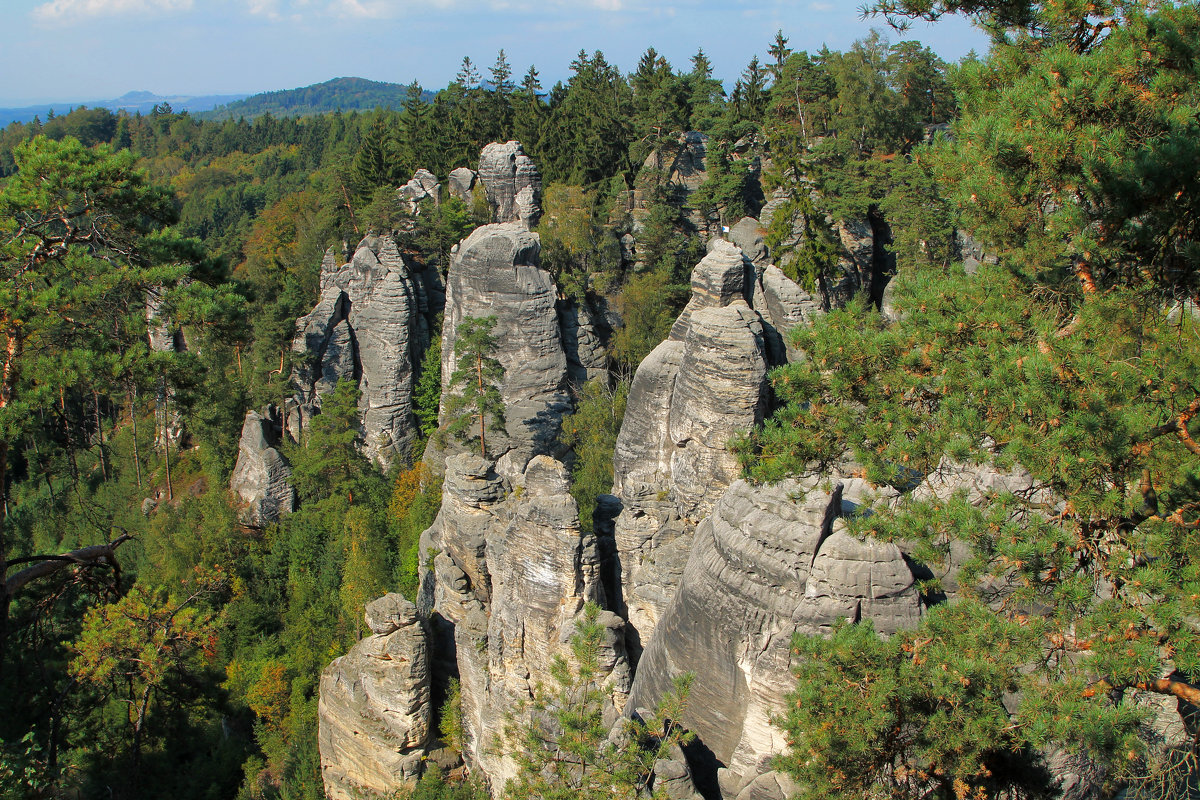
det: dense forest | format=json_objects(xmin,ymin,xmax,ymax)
[{"xmin": 1, "ymin": 1, "xmax": 1199, "ymax": 799}]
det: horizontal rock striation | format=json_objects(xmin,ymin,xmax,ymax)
[
  {"xmin": 439, "ymin": 222, "xmax": 570, "ymax": 481},
  {"xmin": 478, "ymin": 141, "xmax": 542, "ymax": 228},
  {"xmin": 419, "ymin": 453, "xmax": 630, "ymax": 790},
  {"xmin": 318, "ymin": 594, "xmax": 432, "ymax": 800},
  {"xmin": 627, "ymin": 477, "xmax": 919, "ymax": 782}
]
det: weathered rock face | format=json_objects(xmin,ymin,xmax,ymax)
[
  {"xmin": 610, "ymin": 241, "xmax": 775, "ymax": 658},
  {"xmin": 318, "ymin": 594, "xmax": 432, "ymax": 800},
  {"xmin": 478, "ymin": 141, "xmax": 542, "ymax": 228},
  {"xmin": 447, "ymin": 167, "xmax": 477, "ymax": 204},
  {"xmin": 398, "ymin": 168, "xmax": 441, "ymax": 211},
  {"xmin": 229, "ymin": 407, "xmax": 294, "ymax": 527},
  {"xmin": 627, "ymin": 477, "xmax": 920, "ymax": 781},
  {"xmin": 288, "ymin": 235, "xmax": 434, "ymax": 467},
  {"xmin": 727, "ymin": 217, "xmax": 769, "ymax": 269},
  {"xmin": 629, "ymin": 132, "xmax": 715, "ymax": 254},
  {"xmin": 439, "ymin": 223, "xmax": 570, "ymax": 481},
  {"xmin": 558, "ymin": 298, "xmax": 609, "ymax": 387},
  {"xmin": 419, "ymin": 454, "xmax": 630, "ymax": 790}
]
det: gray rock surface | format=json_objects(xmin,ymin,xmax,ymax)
[
  {"xmin": 419, "ymin": 454, "xmax": 630, "ymax": 788},
  {"xmin": 478, "ymin": 141, "xmax": 542, "ymax": 228},
  {"xmin": 755, "ymin": 264, "xmax": 822, "ymax": 363},
  {"xmin": 626, "ymin": 477, "xmax": 919, "ymax": 780},
  {"xmin": 667, "ymin": 303, "xmax": 768, "ymax": 518},
  {"xmin": 288, "ymin": 235, "xmax": 433, "ymax": 467},
  {"xmin": 728, "ymin": 217, "xmax": 769, "ymax": 268},
  {"xmin": 229, "ymin": 407, "xmax": 294, "ymax": 527},
  {"xmin": 439, "ymin": 223, "xmax": 570, "ymax": 481},
  {"xmin": 447, "ymin": 167, "xmax": 477, "ymax": 203},
  {"xmin": 397, "ymin": 168, "xmax": 441, "ymax": 211},
  {"xmin": 318, "ymin": 594, "xmax": 432, "ymax": 800},
  {"xmin": 558, "ymin": 298, "xmax": 608, "ymax": 386}
]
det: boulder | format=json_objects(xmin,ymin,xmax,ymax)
[
  {"xmin": 478, "ymin": 141, "xmax": 542, "ymax": 228},
  {"xmin": 626, "ymin": 477, "xmax": 919, "ymax": 781},
  {"xmin": 229, "ymin": 407, "xmax": 294, "ymax": 527},
  {"xmin": 728, "ymin": 217, "xmax": 769, "ymax": 268},
  {"xmin": 447, "ymin": 167, "xmax": 477, "ymax": 203},
  {"xmin": 318, "ymin": 594, "xmax": 432, "ymax": 800}
]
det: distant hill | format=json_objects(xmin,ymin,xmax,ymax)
[
  {"xmin": 0, "ymin": 91, "xmax": 248, "ymax": 127},
  {"xmin": 198, "ymin": 77, "xmax": 435, "ymax": 121}
]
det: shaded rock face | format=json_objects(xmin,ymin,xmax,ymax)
[
  {"xmin": 447, "ymin": 167, "xmax": 477, "ymax": 203},
  {"xmin": 558, "ymin": 298, "xmax": 609, "ymax": 387},
  {"xmin": 318, "ymin": 594, "xmax": 432, "ymax": 800},
  {"xmin": 627, "ymin": 477, "xmax": 919, "ymax": 780},
  {"xmin": 629, "ymin": 132, "xmax": 715, "ymax": 255},
  {"xmin": 229, "ymin": 407, "xmax": 294, "ymax": 527},
  {"xmin": 478, "ymin": 141, "xmax": 542, "ymax": 228},
  {"xmin": 288, "ymin": 236, "xmax": 434, "ymax": 468},
  {"xmin": 728, "ymin": 217, "xmax": 769, "ymax": 268},
  {"xmin": 419, "ymin": 454, "xmax": 630, "ymax": 789},
  {"xmin": 439, "ymin": 223, "xmax": 570, "ymax": 481}
]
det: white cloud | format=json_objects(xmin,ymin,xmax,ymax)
[
  {"xmin": 808, "ymin": 2, "xmax": 833, "ymax": 10},
  {"xmin": 32, "ymin": 0, "xmax": 192, "ymax": 21}
]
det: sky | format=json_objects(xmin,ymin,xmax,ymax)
[{"xmin": 0, "ymin": 0, "xmax": 990, "ymax": 106}]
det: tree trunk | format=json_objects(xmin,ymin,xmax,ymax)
[{"xmin": 131, "ymin": 385, "xmax": 142, "ymax": 488}]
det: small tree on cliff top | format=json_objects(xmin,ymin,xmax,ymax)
[{"xmin": 443, "ymin": 316, "xmax": 505, "ymax": 459}]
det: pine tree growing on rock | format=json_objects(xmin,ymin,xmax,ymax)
[{"xmin": 443, "ymin": 317, "xmax": 505, "ymax": 459}]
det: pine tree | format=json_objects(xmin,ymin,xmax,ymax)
[
  {"xmin": 504, "ymin": 603, "xmax": 694, "ymax": 800},
  {"xmin": 443, "ymin": 317, "xmax": 505, "ymax": 458}
]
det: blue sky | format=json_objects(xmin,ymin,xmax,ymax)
[{"xmin": 1, "ymin": 0, "xmax": 989, "ymax": 105}]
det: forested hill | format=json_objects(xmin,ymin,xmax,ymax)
[{"xmin": 199, "ymin": 77, "xmax": 434, "ymax": 120}]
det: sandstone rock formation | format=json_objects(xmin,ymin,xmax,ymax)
[
  {"xmin": 627, "ymin": 476, "xmax": 919, "ymax": 783},
  {"xmin": 419, "ymin": 453, "xmax": 630, "ymax": 789},
  {"xmin": 613, "ymin": 239, "xmax": 764, "ymax": 507},
  {"xmin": 318, "ymin": 594, "xmax": 432, "ymax": 800},
  {"xmin": 229, "ymin": 407, "xmax": 294, "ymax": 527},
  {"xmin": 558, "ymin": 298, "xmax": 608, "ymax": 386},
  {"xmin": 439, "ymin": 223, "xmax": 570, "ymax": 481},
  {"xmin": 447, "ymin": 167, "xmax": 477, "ymax": 203},
  {"xmin": 288, "ymin": 235, "xmax": 434, "ymax": 467},
  {"xmin": 397, "ymin": 168, "xmax": 441, "ymax": 212},
  {"xmin": 609, "ymin": 240, "xmax": 784, "ymax": 660},
  {"xmin": 478, "ymin": 141, "xmax": 541, "ymax": 228}
]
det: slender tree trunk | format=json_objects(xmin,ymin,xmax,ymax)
[
  {"xmin": 94, "ymin": 390, "xmax": 107, "ymax": 482},
  {"xmin": 476, "ymin": 354, "xmax": 486, "ymax": 458},
  {"xmin": 130, "ymin": 385, "xmax": 142, "ymax": 488},
  {"xmin": 161, "ymin": 374, "xmax": 173, "ymax": 501}
]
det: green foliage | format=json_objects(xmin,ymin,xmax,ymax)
[
  {"xmin": 503, "ymin": 603, "xmax": 694, "ymax": 800},
  {"xmin": 199, "ymin": 78, "xmax": 434, "ymax": 121},
  {"xmin": 562, "ymin": 378, "xmax": 628, "ymax": 532},
  {"xmin": 388, "ymin": 461, "xmax": 442, "ymax": 600},
  {"xmin": 924, "ymin": 2, "xmax": 1200, "ymax": 298},
  {"xmin": 439, "ymin": 678, "xmax": 465, "ymax": 754},
  {"xmin": 287, "ymin": 378, "xmax": 374, "ymax": 502},
  {"xmin": 779, "ymin": 605, "xmax": 1054, "ymax": 800},
  {"xmin": 394, "ymin": 764, "xmax": 488, "ymax": 800},
  {"xmin": 443, "ymin": 317, "xmax": 505, "ymax": 458},
  {"xmin": 538, "ymin": 184, "xmax": 622, "ymax": 299},
  {"xmin": 414, "ymin": 333, "xmax": 444, "ymax": 440},
  {"xmin": 746, "ymin": 261, "xmax": 1200, "ymax": 794}
]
